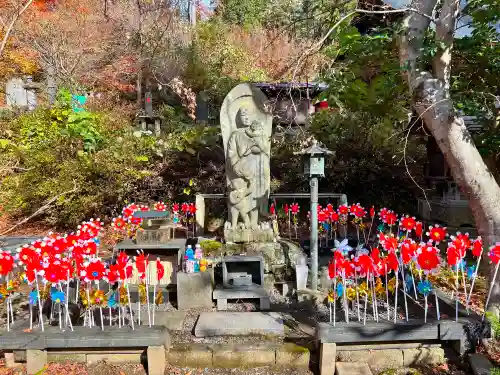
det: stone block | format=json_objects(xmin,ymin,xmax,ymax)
[
  {"xmin": 319, "ymin": 343, "xmax": 336, "ymax": 375},
  {"xmin": 167, "ymin": 345, "xmax": 213, "ymax": 367},
  {"xmin": 212, "ymin": 345, "xmax": 275, "ymax": 368},
  {"xmin": 147, "ymin": 346, "xmax": 166, "ymax": 375},
  {"xmin": 177, "ymin": 272, "xmax": 213, "ymax": 310},
  {"xmin": 217, "ymin": 298, "xmax": 228, "ymax": 310},
  {"xmin": 194, "ymin": 312, "xmax": 284, "ymax": 337},
  {"xmin": 468, "ymin": 353, "xmax": 493, "ymax": 375},
  {"xmin": 147, "ymin": 310, "xmax": 185, "ymax": 331},
  {"xmin": 48, "ymin": 352, "xmax": 86, "ymax": 362},
  {"xmin": 86, "ymin": 353, "xmax": 141, "ymax": 364},
  {"xmin": 26, "ymin": 349, "xmax": 47, "ymax": 375},
  {"xmin": 336, "ymin": 362, "xmax": 372, "ymax": 375},
  {"xmin": 260, "ymin": 297, "xmax": 270, "ymax": 310},
  {"xmin": 276, "ymin": 343, "xmax": 310, "ymax": 368},
  {"xmin": 403, "ymin": 348, "xmax": 445, "ymax": 366},
  {"xmin": 337, "ymin": 349, "xmax": 403, "ymax": 373},
  {"xmin": 4, "ymin": 352, "xmax": 22, "ymax": 368}
]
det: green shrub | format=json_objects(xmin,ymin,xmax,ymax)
[
  {"xmin": 486, "ymin": 311, "xmax": 500, "ymax": 340},
  {"xmin": 0, "ymin": 91, "xmax": 160, "ymax": 227}
]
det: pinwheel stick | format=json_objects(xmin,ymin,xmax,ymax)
[
  {"xmin": 145, "ymin": 269, "xmax": 152, "ymax": 328},
  {"xmin": 467, "ymin": 249, "xmax": 484, "ymax": 311},
  {"xmin": 6, "ymin": 276, "xmax": 9, "ymax": 332},
  {"xmin": 455, "ymin": 266, "xmax": 459, "ymax": 322},
  {"xmin": 482, "ymin": 261, "xmax": 500, "ymax": 321},
  {"xmin": 394, "ymin": 268, "xmax": 399, "ymax": 323},
  {"xmin": 385, "ymin": 264, "xmax": 390, "ymax": 321},
  {"xmin": 333, "ymin": 261, "xmax": 336, "ymax": 327},
  {"xmin": 66, "ymin": 273, "xmax": 73, "ymax": 331},
  {"xmin": 399, "ymin": 259, "xmax": 409, "ymax": 321},
  {"xmin": 342, "ymin": 270, "xmax": 349, "ymax": 323},
  {"xmin": 424, "ymin": 294, "xmax": 428, "ymax": 323},
  {"xmin": 363, "ymin": 273, "xmax": 369, "ymax": 325},
  {"xmin": 434, "ymin": 290, "xmax": 440, "ymax": 320},
  {"xmin": 354, "ymin": 270, "xmax": 360, "ymax": 322},
  {"xmin": 126, "ymin": 282, "xmax": 135, "ymax": 330},
  {"xmin": 34, "ymin": 274, "xmax": 44, "ymax": 332},
  {"xmin": 153, "ymin": 284, "xmax": 157, "ymax": 325},
  {"xmin": 371, "ymin": 274, "xmax": 378, "ymax": 322}
]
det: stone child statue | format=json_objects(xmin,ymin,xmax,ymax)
[{"xmin": 226, "ymin": 108, "xmax": 270, "ymax": 230}]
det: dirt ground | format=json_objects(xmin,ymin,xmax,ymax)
[{"xmin": 0, "ymin": 361, "xmax": 314, "ymax": 375}]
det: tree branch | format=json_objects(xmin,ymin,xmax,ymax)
[
  {"xmin": 0, "ymin": 0, "xmax": 34, "ymax": 57},
  {"xmin": 293, "ymin": 7, "xmax": 436, "ymax": 81},
  {"xmin": 433, "ymin": 0, "xmax": 460, "ymax": 93},
  {"xmin": 399, "ymin": 0, "xmax": 438, "ymax": 92},
  {"xmin": 0, "ymin": 183, "xmax": 78, "ymax": 236}
]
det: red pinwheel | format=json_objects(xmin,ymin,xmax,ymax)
[
  {"xmin": 472, "ymin": 237, "xmax": 483, "ymax": 257},
  {"xmin": 44, "ymin": 260, "xmax": 65, "ymax": 283},
  {"xmin": 489, "ymin": 243, "xmax": 500, "ymax": 264},
  {"xmin": 290, "ymin": 203, "xmax": 299, "ymax": 215},
  {"xmin": 427, "ymin": 225, "xmax": 447, "ymax": 243},
  {"xmin": 154, "ymin": 201, "xmax": 167, "ymax": 211},
  {"xmin": 122, "ymin": 203, "xmax": 138, "ymax": 219},
  {"xmin": 318, "ymin": 210, "xmax": 328, "ymax": 223},
  {"xmin": 370, "ymin": 206, "xmax": 375, "ymax": 218},
  {"xmin": 386, "ymin": 252, "xmax": 399, "ymax": 272},
  {"xmin": 106, "ymin": 268, "xmax": 119, "ymax": 284},
  {"xmin": 17, "ymin": 246, "xmax": 40, "ymax": 268},
  {"xmin": 446, "ymin": 244, "xmax": 461, "ymax": 266},
  {"xmin": 83, "ymin": 241, "xmax": 97, "ymax": 256},
  {"xmin": 357, "ymin": 254, "xmax": 374, "ymax": 275},
  {"xmin": 283, "ymin": 204, "xmax": 289, "ymax": 215},
  {"xmin": 270, "ymin": 204, "xmax": 276, "ymax": 216},
  {"xmin": 400, "ymin": 216, "xmax": 416, "ymax": 232},
  {"xmin": 415, "ymin": 221, "xmax": 423, "ymax": 237},
  {"xmin": 401, "ymin": 238, "xmax": 418, "ymax": 264},
  {"xmin": 181, "ymin": 203, "xmax": 189, "ymax": 215},
  {"xmin": 139, "ymin": 205, "xmax": 150, "ymax": 212},
  {"xmin": 134, "ymin": 251, "xmax": 149, "ymax": 279},
  {"xmin": 156, "ymin": 258, "xmax": 165, "ymax": 281},
  {"xmin": 450, "ymin": 232, "xmax": 471, "ymax": 253},
  {"xmin": 83, "ymin": 259, "xmax": 106, "ymax": 282},
  {"xmin": 0, "ymin": 252, "xmax": 14, "ymax": 276},
  {"xmin": 417, "ymin": 245, "xmax": 440, "ymax": 272},
  {"xmin": 329, "ymin": 211, "xmax": 339, "ymax": 222},
  {"xmin": 349, "ymin": 203, "xmax": 366, "ymax": 218},
  {"xmin": 172, "ymin": 203, "xmax": 180, "ymax": 214},
  {"xmin": 112, "ymin": 216, "xmax": 127, "ymax": 230},
  {"xmin": 188, "ymin": 203, "xmax": 196, "ymax": 215},
  {"xmin": 338, "ymin": 205, "xmax": 349, "ymax": 215},
  {"xmin": 380, "ymin": 233, "xmax": 398, "ymax": 252}
]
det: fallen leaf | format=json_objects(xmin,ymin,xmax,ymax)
[
  {"xmin": 23, "ymin": 329, "xmax": 32, "ymax": 332},
  {"xmin": 119, "ymin": 372, "xmax": 126, "ymax": 375}
]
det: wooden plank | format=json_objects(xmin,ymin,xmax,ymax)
[{"xmin": 317, "ymin": 320, "xmax": 440, "ymax": 343}]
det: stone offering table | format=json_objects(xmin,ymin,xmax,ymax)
[
  {"xmin": 0, "ymin": 326, "xmax": 170, "ymax": 375},
  {"xmin": 194, "ymin": 312, "xmax": 284, "ymax": 337}
]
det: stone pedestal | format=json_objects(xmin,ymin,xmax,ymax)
[
  {"xmin": 177, "ymin": 272, "xmax": 213, "ymax": 310},
  {"xmin": 224, "ymin": 227, "xmax": 275, "ymax": 243}
]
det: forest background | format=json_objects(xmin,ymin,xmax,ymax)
[{"xmin": 0, "ymin": 0, "xmax": 498, "ymax": 235}]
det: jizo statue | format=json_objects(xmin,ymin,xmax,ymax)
[{"xmin": 220, "ymin": 84, "xmax": 272, "ymax": 232}]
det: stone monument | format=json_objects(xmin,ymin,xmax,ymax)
[{"xmin": 220, "ymin": 83, "xmax": 274, "ymax": 243}]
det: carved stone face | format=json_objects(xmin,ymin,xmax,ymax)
[{"xmin": 238, "ymin": 108, "xmax": 253, "ymax": 127}]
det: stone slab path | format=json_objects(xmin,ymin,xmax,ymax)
[
  {"xmin": 194, "ymin": 312, "xmax": 284, "ymax": 337},
  {"xmin": 335, "ymin": 362, "xmax": 373, "ymax": 375}
]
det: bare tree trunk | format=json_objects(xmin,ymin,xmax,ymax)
[{"xmin": 400, "ymin": 0, "xmax": 500, "ymax": 315}]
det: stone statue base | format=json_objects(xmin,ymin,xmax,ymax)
[{"xmin": 224, "ymin": 227, "xmax": 275, "ymax": 243}]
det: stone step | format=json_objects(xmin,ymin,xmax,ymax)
[
  {"xmin": 194, "ymin": 311, "xmax": 284, "ymax": 337},
  {"xmin": 335, "ymin": 362, "xmax": 373, "ymax": 375},
  {"xmin": 468, "ymin": 353, "xmax": 494, "ymax": 375}
]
